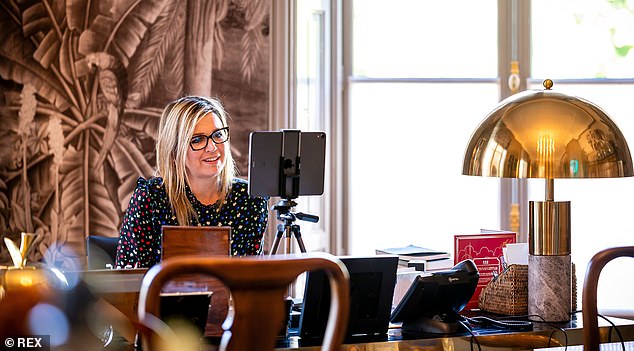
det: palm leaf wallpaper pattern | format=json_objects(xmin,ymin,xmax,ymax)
[{"xmin": 0, "ymin": 0, "xmax": 270, "ymax": 268}]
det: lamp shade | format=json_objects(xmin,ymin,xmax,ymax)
[{"xmin": 463, "ymin": 80, "xmax": 633, "ymax": 179}]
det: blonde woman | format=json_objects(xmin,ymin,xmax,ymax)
[{"xmin": 115, "ymin": 96, "xmax": 268, "ymax": 268}]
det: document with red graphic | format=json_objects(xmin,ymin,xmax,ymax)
[{"xmin": 454, "ymin": 230, "xmax": 517, "ymax": 311}]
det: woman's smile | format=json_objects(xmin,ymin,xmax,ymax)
[{"xmin": 202, "ymin": 154, "xmax": 220, "ymax": 163}]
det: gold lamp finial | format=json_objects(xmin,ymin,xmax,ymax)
[{"xmin": 543, "ymin": 79, "xmax": 553, "ymax": 90}]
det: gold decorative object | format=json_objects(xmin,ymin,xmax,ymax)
[
  {"xmin": 0, "ymin": 234, "xmax": 68, "ymax": 342},
  {"xmin": 1, "ymin": 232, "xmax": 46, "ymax": 299},
  {"xmin": 4, "ymin": 232, "xmax": 39, "ymax": 268},
  {"xmin": 462, "ymin": 80, "xmax": 633, "ymax": 321}
]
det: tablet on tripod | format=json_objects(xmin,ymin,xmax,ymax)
[
  {"xmin": 247, "ymin": 130, "xmax": 326, "ymax": 198},
  {"xmin": 247, "ymin": 130, "xmax": 327, "ymax": 255}
]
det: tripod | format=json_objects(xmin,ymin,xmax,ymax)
[{"xmin": 269, "ymin": 198, "xmax": 319, "ymax": 255}]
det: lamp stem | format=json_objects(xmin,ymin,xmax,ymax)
[
  {"xmin": 529, "ymin": 177, "xmax": 572, "ymax": 322},
  {"xmin": 546, "ymin": 178, "xmax": 554, "ymax": 201}
]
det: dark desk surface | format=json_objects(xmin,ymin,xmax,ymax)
[
  {"xmin": 82, "ymin": 269, "xmax": 634, "ymax": 351},
  {"xmin": 107, "ymin": 316, "xmax": 634, "ymax": 351},
  {"xmin": 271, "ymin": 314, "xmax": 634, "ymax": 351}
]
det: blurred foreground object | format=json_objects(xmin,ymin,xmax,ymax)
[
  {"xmin": 138, "ymin": 253, "xmax": 350, "ymax": 351},
  {"xmin": 1, "ymin": 235, "xmax": 117, "ymax": 350}
]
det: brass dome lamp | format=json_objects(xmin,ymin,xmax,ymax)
[{"xmin": 462, "ymin": 79, "xmax": 633, "ymax": 322}]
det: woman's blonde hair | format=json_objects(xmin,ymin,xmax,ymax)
[{"xmin": 155, "ymin": 96, "xmax": 236, "ymax": 225}]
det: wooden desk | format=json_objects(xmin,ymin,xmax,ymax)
[
  {"xmin": 274, "ymin": 315, "xmax": 634, "ymax": 351},
  {"xmin": 80, "ymin": 269, "xmax": 634, "ymax": 351},
  {"xmin": 81, "ymin": 268, "xmax": 229, "ymax": 341}
]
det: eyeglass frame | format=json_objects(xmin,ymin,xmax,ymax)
[{"xmin": 189, "ymin": 127, "xmax": 230, "ymax": 151}]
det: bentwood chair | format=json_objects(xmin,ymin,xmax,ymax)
[
  {"xmin": 137, "ymin": 253, "xmax": 350, "ymax": 351},
  {"xmin": 582, "ymin": 246, "xmax": 634, "ymax": 351}
]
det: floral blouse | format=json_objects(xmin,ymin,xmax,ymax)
[{"xmin": 115, "ymin": 177, "xmax": 269, "ymax": 268}]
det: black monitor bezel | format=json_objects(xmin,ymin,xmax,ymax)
[{"xmin": 299, "ymin": 255, "xmax": 399, "ymax": 340}]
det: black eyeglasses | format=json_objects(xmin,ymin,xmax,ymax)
[{"xmin": 189, "ymin": 127, "xmax": 230, "ymax": 151}]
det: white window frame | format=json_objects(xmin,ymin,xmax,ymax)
[{"xmin": 270, "ymin": 0, "xmax": 344, "ymax": 254}]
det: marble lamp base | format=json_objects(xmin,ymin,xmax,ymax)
[{"xmin": 528, "ymin": 254, "xmax": 571, "ymax": 322}]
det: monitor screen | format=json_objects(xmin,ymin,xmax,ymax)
[
  {"xmin": 299, "ymin": 255, "xmax": 399, "ymax": 340},
  {"xmin": 160, "ymin": 292, "xmax": 212, "ymax": 335}
]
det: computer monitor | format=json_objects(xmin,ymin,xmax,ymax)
[
  {"xmin": 299, "ymin": 255, "xmax": 399, "ymax": 341},
  {"xmin": 390, "ymin": 259, "xmax": 479, "ymax": 335},
  {"xmin": 160, "ymin": 291, "xmax": 213, "ymax": 335}
]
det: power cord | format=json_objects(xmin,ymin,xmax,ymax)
[
  {"xmin": 547, "ymin": 326, "xmax": 569, "ymax": 350},
  {"xmin": 459, "ymin": 310, "xmax": 626, "ymax": 351},
  {"xmin": 465, "ymin": 316, "xmax": 532, "ymax": 331},
  {"xmin": 517, "ymin": 314, "xmax": 569, "ymax": 350},
  {"xmin": 571, "ymin": 310, "xmax": 625, "ymax": 351},
  {"xmin": 458, "ymin": 314, "xmax": 533, "ymax": 351},
  {"xmin": 465, "ymin": 313, "xmax": 569, "ymax": 350},
  {"xmin": 458, "ymin": 319, "xmax": 482, "ymax": 351},
  {"xmin": 456, "ymin": 311, "xmax": 632, "ymax": 351}
]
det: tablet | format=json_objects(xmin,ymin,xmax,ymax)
[{"xmin": 248, "ymin": 130, "xmax": 326, "ymax": 197}]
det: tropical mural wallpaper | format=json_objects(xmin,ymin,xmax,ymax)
[{"xmin": 0, "ymin": 0, "xmax": 270, "ymax": 268}]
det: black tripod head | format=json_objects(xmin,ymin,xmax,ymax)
[
  {"xmin": 269, "ymin": 198, "xmax": 318, "ymax": 255},
  {"xmin": 272, "ymin": 198, "xmax": 319, "ymax": 225}
]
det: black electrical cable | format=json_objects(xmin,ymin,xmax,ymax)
[
  {"xmin": 514, "ymin": 314, "xmax": 569, "ymax": 349},
  {"xmin": 571, "ymin": 309, "xmax": 626, "ymax": 351},
  {"xmin": 546, "ymin": 327, "xmax": 568, "ymax": 351},
  {"xmin": 465, "ymin": 316, "xmax": 532, "ymax": 331},
  {"xmin": 458, "ymin": 319, "xmax": 482, "ymax": 351},
  {"xmin": 598, "ymin": 314, "xmax": 626, "ymax": 351}
]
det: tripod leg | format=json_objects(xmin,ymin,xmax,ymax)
[
  {"xmin": 291, "ymin": 225, "xmax": 307, "ymax": 253},
  {"xmin": 269, "ymin": 224, "xmax": 285, "ymax": 256},
  {"xmin": 284, "ymin": 225, "xmax": 293, "ymax": 255}
]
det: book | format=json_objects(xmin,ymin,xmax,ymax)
[
  {"xmin": 375, "ymin": 244, "xmax": 450, "ymax": 264},
  {"xmin": 406, "ymin": 257, "xmax": 453, "ymax": 271},
  {"xmin": 454, "ymin": 230, "xmax": 517, "ymax": 311}
]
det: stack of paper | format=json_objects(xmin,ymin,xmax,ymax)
[{"xmin": 375, "ymin": 244, "xmax": 452, "ymax": 270}]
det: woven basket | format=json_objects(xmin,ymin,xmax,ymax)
[{"xmin": 478, "ymin": 264, "xmax": 528, "ymax": 315}]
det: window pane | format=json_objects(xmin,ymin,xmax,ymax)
[
  {"xmin": 532, "ymin": 0, "xmax": 634, "ymax": 78},
  {"xmin": 295, "ymin": 0, "xmax": 330, "ymax": 253},
  {"xmin": 297, "ymin": 0, "xmax": 327, "ymax": 132},
  {"xmin": 352, "ymin": 0, "xmax": 497, "ymax": 78},
  {"xmin": 348, "ymin": 82, "xmax": 501, "ymax": 255},
  {"xmin": 526, "ymin": 83, "xmax": 634, "ymax": 310}
]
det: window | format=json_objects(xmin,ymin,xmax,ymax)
[
  {"xmin": 347, "ymin": 0, "xmax": 500, "ymax": 255},
  {"xmin": 529, "ymin": 0, "xmax": 634, "ymax": 311},
  {"xmin": 347, "ymin": 0, "xmax": 634, "ymax": 310},
  {"xmin": 293, "ymin": 0, "xmax": 333, "ymax": 253}
]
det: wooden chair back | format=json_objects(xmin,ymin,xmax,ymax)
[
  {"xmin": 137, "ymin": 252, "xmax": 350, "ymax": 351},
  {"xmin": 160, "ymin": 225, "xmax": 232, "ymax": 336},
  {"xmin": 161, "ymin": 225, "xmax": 230, "ymax": 259},
  {"xmin": 582, "ymin": 246, "xmax": 634, "ymax": 351}
]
